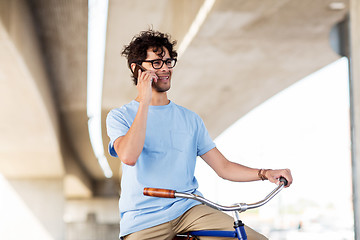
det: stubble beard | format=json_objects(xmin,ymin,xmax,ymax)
[{"xmin": 152, "ymin": 80, "xmax": 171, "ymax": 93}]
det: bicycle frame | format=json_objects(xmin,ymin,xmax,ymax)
[
  {"xmin": 174, "ymin": 205, "xmax": 252, "ymax": 239},
  {"xmin": 144, "ymin": 177, "xmax": 288, "ymax": 240}
]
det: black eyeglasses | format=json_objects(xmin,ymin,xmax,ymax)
[{"xmin": 141, "ymin": 58, "xmax": 177, "ymax": 69}]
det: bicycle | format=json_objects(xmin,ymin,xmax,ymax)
[{"xmin": 143, "ymin": 177, "xmax": 288, "ymax": 240}]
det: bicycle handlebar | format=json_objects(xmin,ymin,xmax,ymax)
[
  {"xmin": 280, "ymin": 177, "xmax": 288, "ymax": 186},
  {"xmin": 144, "ymin": 177, "xmax": 288, "ymax": 213},
  {"xmin": 143, "ymin": 188, "xmax": 176, "ymax": 198}
]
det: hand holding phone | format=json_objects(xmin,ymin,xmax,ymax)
[
  {"xmin": 133, "ymin": 63, "xmax": 158, "ymax": 84},
  {"xmin": 133, "ymin": 64, "xmax": 146, "ymax": 79},
  {"xmin": 134, "ymin": 64, "xmax": 153, "ymax": 104}
]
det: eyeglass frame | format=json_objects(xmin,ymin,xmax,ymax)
[{"xmin": 139, "ymin": 58, "xmax": 177, "ymax": 70}]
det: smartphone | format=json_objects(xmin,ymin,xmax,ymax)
[{"xmin": 133, "ymin": 64, "xmax": 146, "ymax": 79}]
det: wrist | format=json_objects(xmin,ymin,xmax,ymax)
[
  {"xmin": 137, "ymin": 98, "xmax": 151, "ymax": 107},
  {"xmin": 258, "ymin": 169, "xmax": 270, "ymax": 181},
  {"xmin": 135, "ymin": 94, "xmax": 152, "ymax": 104}
]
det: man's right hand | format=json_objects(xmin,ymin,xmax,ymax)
[{"xmin": 136, "ymin": 69, "xmax": 158, "ymax": 104}]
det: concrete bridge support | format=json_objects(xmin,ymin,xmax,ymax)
[{"xmin": 0, "ymin": 178, "xmax": 65, "ymax": 239}]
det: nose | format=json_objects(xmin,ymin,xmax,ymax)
[{"xmin": 160, "ymin": 62, "xmax": 170, "ymax": 71}]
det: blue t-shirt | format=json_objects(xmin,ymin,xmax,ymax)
[{"xmin": 106, "ymin": 100, "xmax": 216, "ymax": 237}]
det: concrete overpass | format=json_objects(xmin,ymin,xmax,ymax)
[{"xmin": 1, "ymin": 0, "xmax": 358, "ymax": 239}]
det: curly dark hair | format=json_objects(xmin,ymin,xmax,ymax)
[{"xmin": 122, "ymin": 29, "xmax": 178, "ymax": 85}]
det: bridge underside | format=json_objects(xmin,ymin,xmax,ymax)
[{"xmin": 0, "ymin": 0, "xmax": 356, "ymax": 239}]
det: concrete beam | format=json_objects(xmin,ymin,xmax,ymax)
[
  {"xmin": 0, "ymin": 0, "xmax": 95, "ymax": 198},
  {"xmin": 0, "ymin": 0, "xmax": 63, "ymax": 178}
]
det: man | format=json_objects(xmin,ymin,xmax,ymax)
[{"xmin": 106, "ymin": 30, "xmax": 293, "ymax": 240}]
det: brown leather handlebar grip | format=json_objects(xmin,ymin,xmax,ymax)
[{"xmin": 143, "ymin": 188, "xmax": 176, "ymax": 198}]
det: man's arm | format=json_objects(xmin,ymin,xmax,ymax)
[
  {"xmin": 113, "ymin": 68, "xmax": 156, "ymax": 166},
  {"xmin": 201, "ymin": 147, "xmax": 293, "ymax": 187},
  {"xmin": 113, "ymin": 102, "xmax": 149, "ymax": 166}
]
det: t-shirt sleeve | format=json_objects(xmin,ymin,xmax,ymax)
[
  {"xmin": 106, "ymin": 109, "xmax": 130, "ymax": 157},
  {"xmin": 196, "ymin": 116, "xmax": 216, "ymax": 156}
]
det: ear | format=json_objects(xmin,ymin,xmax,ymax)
[{"xmin": 130, "ymin": 63, "xmax": 136, "ymax": 73}]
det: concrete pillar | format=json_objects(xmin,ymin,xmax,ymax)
[
  {"xmin": 64, "ymin": 198, "xmax": 120, "ymax": 240},
  {"xmin": 0, "ymin": 177, "xmax": 65, "ymax": 240},
  {"xmin": 349, "ymin": 0, "xmax": 360, "ymax": 239}
]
